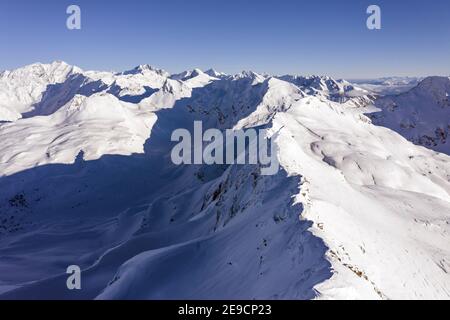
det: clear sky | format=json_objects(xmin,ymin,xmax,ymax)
[{"xmin": 1, "ymin": 0, "xmax": 449, "ymax": 78}]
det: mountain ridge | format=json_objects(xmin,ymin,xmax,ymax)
[{"xmin": 0, "ymin": 62, "xmax": 449, "ymax": 299}]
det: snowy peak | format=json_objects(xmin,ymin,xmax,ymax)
[
  {"xmin": 278, "ymin": 74, "xmax": 368, "ymax": 102},
  {"xmin": 0, "ymin": 61, "xmax": 81, "ymax": 82},
  {"xmin": 170, "ymin": 68, "xmax": 208, "ymax": 81},
  {"xmin": 169, "ymin": 68, "xmax": 218, "ymax": 88},
  {"xmin": 204, "ymin": 68, "xmax": 226, "ymax": 78},
  {"xmin": 232, "ymin": 70, "xmax": 266, "ymax": 85},
  {"xmin": 412, "ymin": 76, "xmax": 450, "ymax": 103},
  {"xmin": 370, "ymin": 76, "xmax": 450, "ymax": 154},
  {"xmin": 121, "ymin": 64, "xmax": 170, "ymax": 77},
  {"xmin": 0, "ymin": 61, "xmax": 83, "ymax": 119}
]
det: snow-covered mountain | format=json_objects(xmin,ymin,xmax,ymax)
[
  {"xmin": 0, "ymin": 61, "xmax": 81, "ymax": 121},
  {"xmin": 0, "ymin": 62, "xmax": 449, "ymax": 300},
  {"xmin": 369, "ymin": 76, "xmax": 450, "ymax": 154},
  {"xmin": 278, "ymin": 75, "xmax": 370, "ymax": 103}
]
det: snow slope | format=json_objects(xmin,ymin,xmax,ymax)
[
  {"xmin": 0, "ymin": 62, "xmax": 449, "ymax": 300},
  {"xmin": 273, "ymin": 97, "xmax": 450, "ymax": 299},
  {"xmin": 0, "ymin": 93, "xmax": 157, "ymax": 176}
]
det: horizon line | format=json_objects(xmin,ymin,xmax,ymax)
[{"xmin": 2, "ymin": 60, "xmax": 449, "ymax": 81}]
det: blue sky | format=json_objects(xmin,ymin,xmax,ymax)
[{"xmin": 1, "ymin": 0, "xmax": 449, "ymax": 78}]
